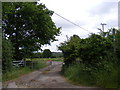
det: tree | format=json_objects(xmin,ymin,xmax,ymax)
[
  {"xmin": 42, "ymin": 49, "xmax": 52, "ymax": 58},
  {"xmin": 78, "ymin": 34, "xmax": 113, "ymax": 65},
  {"xmin": 33, "ymin": 52, "xmax": 42, "ymax": 58},
  {"xmin": 58, "ymin": 34, "xmax": 113, "ymax": 67},
  {"xmin": 58, "ymin": 35, "xmax": 81, "ymax": 66},
  {"xmin": 2, "ymin": 2, "xmax": 60, "ymax": 60}
]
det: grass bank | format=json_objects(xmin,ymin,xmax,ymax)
[
  {"xmin": 2, "ymin": 60, "xmax": 47, "ymax": 82},
  {"xmin": 63, "ymin": 62, "xmax": 119, "ymax": 88}
]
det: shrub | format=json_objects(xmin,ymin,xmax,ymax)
[
  {"xmin": 94, "ymin": 61, "xmax": 119, "ymax": 88},
  {"xmin": 2, "ymin": 38, "xmax": 14, "ymax": 73},
  {"xmin": 63, "ymin": 61, "xmax": 119, "ymax": 88}
]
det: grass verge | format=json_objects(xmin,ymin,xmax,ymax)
[
  {"xmin": 2, "ymin": 60, "xmax": 47, "ymax": 82},
  {"xmin": 63, "ymin": 62, "xmax": 120, "ymax": 88}
]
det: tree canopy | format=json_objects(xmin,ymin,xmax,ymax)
[
  {"xmin": 58, "ymin": 33, "xmax": 113, "ymax": 66},
  {"xmin": 42, "ymin": 49, "xmax": 52, "ymax": 58},
  {"xmin": 2, "ymin": 2, "xmax": 60, "ymax": 60}
]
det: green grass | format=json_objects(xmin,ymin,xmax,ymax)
[
  {"xmin": 63, "ymin": 62, "xmax": 120, "ymax": 88},
  {"xmin": 0, "ymin": 73, "xmax": 2, "ymax": 82},
  {"xmin": 3, "ymin": 58, "xmax": 62, "ymax": 82},
  {"xmin": 3, "ymin": 67, "xmax": 31, "ymax": 82},
  {"xmin": 63, "ymin": 63, "xmax": 96, "ymax": 86},
  {"xmin": 26, "ymin": 57, "xmax": 63, "ymax": 62},
  {"xmin": 94, "ymin": 62, "xmax": 119, "ymax": 88},
  {"xmin": 2, "ymin": 60, "xmax": 47, "ymax": 82}
]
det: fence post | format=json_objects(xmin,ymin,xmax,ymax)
[{"xmin": 23, "ymin": 59, "xmax": 26, "ymax": 67}]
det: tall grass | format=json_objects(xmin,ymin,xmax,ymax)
[
  {"xmin": 3, "ymin": 67, "xmax": 31, "ymax": 81},
  {"xmin": 63, "ymin": 63, "xmax": 96, "ymax": 86},
  {"xmin": 63, "ymin": 61, "xmax": 119, "ymax": 88},
  {"xmin": 3, "ymin": 60, "xmax": 47, "ymax": 82},
  {"xmin": 94, "ymin": 62, "xmax": 119, "ymax": 88}
]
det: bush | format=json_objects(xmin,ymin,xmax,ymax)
[
  {"xmin": 63, "ymin": 60, "xmax": 119, "ymax": 88},
  {"xmin": 2, "ymin": 38, "xmax": 14, "ymax": 73},
  {"xmin": 42, "ymin": 49, "xmax": 52, "ymax": 58},
  {"xmin": 59, "ymin": 33, "xmax": 119, "ymax": 88},
  {"xmin": 94, "ymin": 61, "xmax": 119, "ymax": 88}
]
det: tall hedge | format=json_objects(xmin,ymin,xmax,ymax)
[{"xmin": 58, "ymin": 34, "xmax": 113, "ymax": 67}]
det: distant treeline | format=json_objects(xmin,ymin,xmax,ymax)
[{"xmin": 32, "ymin": 52, "xmax": 63, "ymax": 58}]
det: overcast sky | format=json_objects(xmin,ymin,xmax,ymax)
[{"xmin": 39, "ymin": 0, "xmax": 118, "ymax": 52}]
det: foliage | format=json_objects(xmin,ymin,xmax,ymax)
[
  {"xmin": 58, "ymin": 35, "xmax": 81, "ymax": 66},
  {"xmin": 58, "ymin": 34, "xmax": 113, "ymax": 67},
  {"xmin": 63, "ymin": 61, "xmax": 119, "ymax": 88},
  {"xmin": 52, "ymin": 52, "xmax": 63, "ymax": 58},
  {"xmin": 63, "ymin": 63, "xmax": 96, "ymax": 86},
  {"xmin": 94, "ymin": 62, "xmax": 119, "ymax": 88},
  {"xmin": 58, "ymin": 30, "xmax": 120, "ymax": 88},
  {"xmin": 78, "ymin": 34, "xmax": 113, "ymax": 66},
  {"xmin": 2, "ymin": 2, "xmax": 60, "ymax": 60},
  {"xmin": 116, "ymin": 30, "xmax": 120, "ymax": 61},
  {"xmin": 3, "ymin": 67, "xmax": 31, "ymax": 82},
  {"xmin": 2, "ymin": 38, "xmax": 14, "ymax": 73},
  {"xmin": 42, "ymin": 49, "xmax": 52, "ymax": 58},
  {"xmin": 33, "ymin": 52, "xmax": 42, "ymax": 58}
]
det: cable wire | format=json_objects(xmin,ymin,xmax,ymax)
[{"xmin": 54, "ymin": 12, "xmax": 93, "ymax": 33}]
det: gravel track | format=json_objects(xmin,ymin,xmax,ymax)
[{"xmin": 3, "ymin": 61, "xmax": 99, "ymax": 89}]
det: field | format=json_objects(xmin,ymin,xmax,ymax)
[{"xmin": 26, "ymin": 57, "xmax": 64, "ymax": 62}]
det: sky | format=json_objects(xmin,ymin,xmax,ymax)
[{"xmin": 39, "ymin": 0, "xmax": 118, "ymax": 52}]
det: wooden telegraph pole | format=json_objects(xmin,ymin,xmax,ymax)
[{"xmin": 100, "ymin": 23, "xmax": 107, "ymax": 37}]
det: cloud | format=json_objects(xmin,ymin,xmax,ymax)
[
  {"xmin": 40, "ymin": 0, "xmax": 118, "ymax": 52},
  {"xmin": 88, "ymin": 2, "xmax": 117, "ymax": 16}
]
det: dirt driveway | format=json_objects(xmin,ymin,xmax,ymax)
[{"xmin": 3, "ymin": 61, "xmax": 99, "ymax": 89}]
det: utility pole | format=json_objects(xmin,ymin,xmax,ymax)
[
  {"xmin": 98, "ymin": 23, "xmax": 107, "ymax": 37},
  {"xmin": 100, "ymin": 23, "xmax": 107, "ymax": 32},
  {"xmin": 66, "ymin": 35, "xmax": 69, "ymax": 41},
  {"xmin": 100, "ymin": 23, "xmax": 107, "ymax": 37}
]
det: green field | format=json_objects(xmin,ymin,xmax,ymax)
[{"xmin": 26, "ymin": 57, "xmax": 64, "ymax": 62}]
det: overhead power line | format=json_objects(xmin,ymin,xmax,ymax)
[{"xmin": 54, "ymin": 12, "xmax": 93, "ymax": 33}]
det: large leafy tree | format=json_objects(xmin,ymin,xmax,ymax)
[
  {"xmin": 42, "ymin": 49, "xmax": 52, "ymax": 58},
  {"xmin": 2, "ymin": 2, "xmax": 60, "ymax": 60},
  {"xmin": 58, "ymin": 35, "xmax": 81, "ymax": 66}
]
